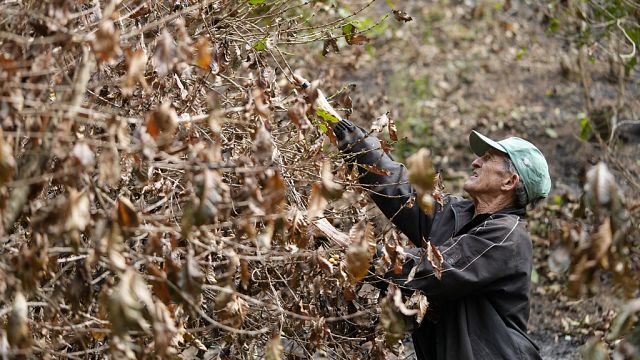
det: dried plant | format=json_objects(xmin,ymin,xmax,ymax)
[{"xmin": 0, "ymin": 0, "xmax": 415, "ymax": 358}]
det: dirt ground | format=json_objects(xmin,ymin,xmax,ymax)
[{"xmin": 307, "ymin": 1, "xmax": 640, "ymax": 358}]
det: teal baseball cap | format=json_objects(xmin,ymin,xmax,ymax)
[{"xmin": 469, "ymin": 130, "xmax": 551, "ymax": 202}]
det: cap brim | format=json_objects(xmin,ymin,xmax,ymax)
[{"xmin": 469, "ymin": 130, "xmax": 507, "ymax": 156}]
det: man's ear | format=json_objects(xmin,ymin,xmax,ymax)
[{"xmin": 501, "ymin": 173, "xmax": 520, "ymax": 191}]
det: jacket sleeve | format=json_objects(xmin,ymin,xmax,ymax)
[
  {"xmin": 346, "ymin": 135, "xmax": 432, "ymax": 247},
  {"xmin": 385, "ymin": 214, "xmax": 528, "ymax": 300}
]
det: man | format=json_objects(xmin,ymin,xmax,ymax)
[{"xmin": 333, "ymin": 120, "xmax": 549, "ymax": 360}]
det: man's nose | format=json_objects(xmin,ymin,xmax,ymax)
[{"xmin": 471, "ymin": 157, "xmax": 482, "ymax": 168}]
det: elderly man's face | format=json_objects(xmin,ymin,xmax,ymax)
[{"xmin": 463, "ymin": 149, "xmax": 512, "ymax": 197}]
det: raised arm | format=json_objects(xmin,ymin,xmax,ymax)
[{"xmin": 334, "ymin": 120, "xmax": 432, "ymax": 246}]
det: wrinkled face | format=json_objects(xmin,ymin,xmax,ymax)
[{"xmin": 463, "ymin": 149, "xmax": 512, "ymax": 197}]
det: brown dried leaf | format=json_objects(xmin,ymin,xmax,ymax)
[
  {"xmin": 217, "ymin": 293, "xmax": 249, "ymax": 328},
  {"xmin": 405, "ymin": 195, "xmax": 416, "ymax": 209},
  {"xmin": 148, "ymin": 264, "xmax": 172, "ymax": 305},
  {"xmin": 309, "ymin": 317, "xmax": 330, "ymax": 347},
  {"xmin": 174, "ymin": 74, "xmax": 188, "ymax": 99},
  {"xmin": 253, "ymin": 87, "xmax": 272, "ymax": 119},
  {"xmin": 584, "ymin": 162, "xmax": 623, "ymax": 220},
  {"xmin": 418, "ymin": 193, "xmax": 435, "ymax": 214},
  {"xmin": 392, "ymin": 9, "xmax": 413, "ymax": 23},
  {"xmin": 108, "ymin": 270, "xmax": 154, "ymax": 336},
  {"xmin": 308, "ymin": 183, "xmax": 328, "ymax": 221},
  {"xmin": 371, "ymin": 112, "xmax": 389, "ymax": 133},
  {"xmin": 152, "ymin": 301, "xmax": 177, "ymax": 356},
  {"xmin": 383, "ymin": 232, "xmax": 404, "ymax": 275},
  {"xmin": 262, "ymin": 170, "xmax": 286, "ymax": 214},
  {"xmin": 256, "ymin": 221, "xmax": 274, "ymax": 249},
  {"xmin": 407, "ymin": 148, "xmax": 436, "ymax": 194},
  {"xmin": 98, "ymin": 143, "xmax": 120, "ymax": 186},
  {"xmin": 361, "ymin": 164, "xmax": 391, "ymax": 176},
  {"xmin": 92, "ymin": 19, "xmax": 121, "ymax": 62},
  {"xmin": 194, "ymin": 37, "xmax": 211, "ymax": 69},
  {"xmin": 72, "ymin": 142, "xmax": 95, "ymax": 168},
  {"xmin": 188, "ymin": 169, "xmax": 227, "ymax": 228},
  {"xmin": 343, "ymin": 283, "xmax": 356, "ymax": 301},
  {"xmin": 347, "ymin": 221, "xmax": 375, "ymax": 283},
  {"xmin": 591, "ymin": 218, "xmax": 613, "ymax": 267},
  {"xmin": 258, "ymin": 66, "xmax": 276, "ymax": 90},
  {"xmin": 379, "ymin": 284, "xmax": 404, "ymax": 347},
  {"xmin": 65, "ymin": 189, "xmax": 90, "ymax": 232},
  {"xmin": 122, "ymin": 48, "xmax": 149, "ymax": 97},
  {"xmin": 585, "ymin": 162, "xmax": 615, "ymax": 205},
  {"xmin": 568, "ymin": 218, "xmax": 613, "ymax": 297},
  {"xmin": 350, "ymin": 34, "xmax": 370, "ymax": 45},
  {"xmin": 253, "ymin": 121, "xmax": 274, "ymax": 163},
  {"xmin": 265, "ymin": 334, "xmax": 284, "ymax": 360},
  {"xmin": 180, "ymin": 250, "xmax": 204, "ymax": 302},
  {"xmin": 342, "ymin": 24, "xmax": 370, "ymax": 45},
  {"xmin": 0, "ymin": 129, "xmax": 17, "ymax": 186},
  {"xmin": 406, "ymin": 291, "xmax": 429, "ymax": 325},
  {"xmin": 287, "ymin": 101, "xmax": 311, "ymax": 130},
  {"xmin": 388, "ymin": 114, "xmax": 398, "ymax": 141},
  {"xmin": 146, "ymin": 102, "xmax": 178, "ymax": 141},
  {"xmin": 380, "ymin": 139, "xmax": 394, "ymax": 154},
  {"xmin": 322, "ymin": 34, "xmax": 339, "ymax": 56},
  {"xmin": 432, "ymin": 172, "xmax": 446, "ymax": 207},
  {"xmin": 321, "ymin": 160, "xmax": 343, "ymax": 200},
  {"xmin": 153, "ymin": 30, "xmax": 176, "ymax": 77},
  {"xmin": 393, "ymin": 286, "xmax": 418, "ymax": 317},
  {"xmin": 7, "ymin": 291, "xmax": 29, "ymax": 348},
  {"xmin": 326, "ymin": 125, "xmax": 338, "ymax": 146},
  {"xmin": 175, "ymin": 18, "xmax": 194, "ymax": 62},
  {"xmin": 0, "ymin": 54, "xmax": 19, "ymax": 75},
  {"xmin": 426, "ymin": 241, "xmax": 444, "ymax": 279},
  {"xmin": 240, "ymin": 259, "xmax": 250, "ymax": 290},
  {"xmin": 117, "ymin": 196, "xmax": 140, "ymax": 228}
]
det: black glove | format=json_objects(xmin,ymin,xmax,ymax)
[{"xmin": 333, "ymin": 120, "xmax": 366, "ymax": 151}]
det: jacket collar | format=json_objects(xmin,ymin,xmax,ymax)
[{"xmin": 450, "ymin": 200, "xmax": 525, "ymax": 235}]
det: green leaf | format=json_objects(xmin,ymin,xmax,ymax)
[
  {"xmin": 248, "ymin": 0, "xmax": 265, "ymax": 5},
  {"xmin": 316, "ymin": 108, "xmax": 340, "ymax": 124},
  {"xmin": 554, "ymin": 195, "xmax": 562, "ymax": 205},
  {"xmin": 531, "ymin": 268, "xmax": 539, "ymax": 284},
  {"xmin": 579, "ymin": 114, "xmax": 592, "ymax": 141},
  {"xmin": 516, "ymin": 47, "xmax": 526, "ymax": 60},
  {"xmin": 386, "ymin": 0, "xmax": 395, "ymax": 8},
  {"xmin": 316, "ymin": 123, "xmax": 328, "ymax": 134},
  {"xmin": 253, "ymin": 38, "xmax": 267, "ymax": 52},
  {"xmin": 342, "ymin": 23, "xmax": 355, "ymax": 45},
  {"xmin": 548, "ymin": 18, "xmax": 560, "ymax": 33}
]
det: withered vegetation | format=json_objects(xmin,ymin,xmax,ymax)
[{"xmin": 0, "ymin": 1, "xmax": 413, "ymax": 358}]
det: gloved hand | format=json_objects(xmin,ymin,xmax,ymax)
[{"xmin": 333, "ymin": 120, "xmax": 366, "ymax": 151}]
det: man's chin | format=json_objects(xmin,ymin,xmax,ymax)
[{"xmin": 462, "ymin": 180, "xmax": 476, "ymax": 194}]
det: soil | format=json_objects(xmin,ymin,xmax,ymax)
[{"xmin": 309, "ymin": 1, "xmax": 640, "ymax": 358}]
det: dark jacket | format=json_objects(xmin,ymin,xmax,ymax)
[{"xmin": 347, "ymin": 136, "xmax": 542, "ymax": 360}]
